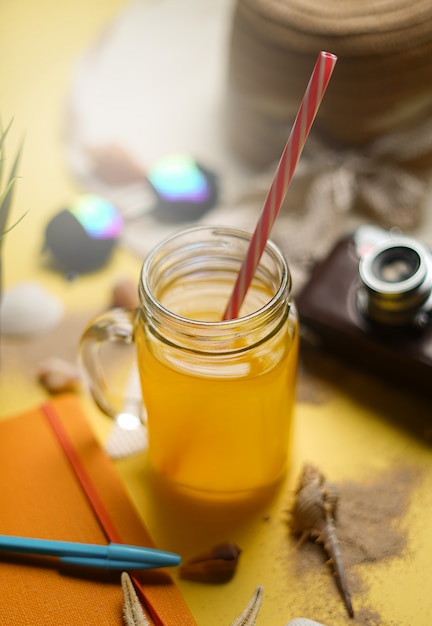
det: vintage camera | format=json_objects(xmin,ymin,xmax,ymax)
[{"xmin": 296, "ymin": 225, "xmax": 432, "ymax": 396}]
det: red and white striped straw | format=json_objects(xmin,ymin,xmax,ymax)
[{"xmin": 223, "ymin": 51, "xmax": 337, "ymax": 320}]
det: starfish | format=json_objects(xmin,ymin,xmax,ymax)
[
  {"xmin": 121, "ymin": 572, "xmax": 150, "ymax": 626},
  {"xmin": 230, "ymin": 585, "xmax": 263, "ymax": 626}
]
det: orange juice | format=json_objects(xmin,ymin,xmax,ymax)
[
  {"xmin": 136, "ymin": 272, "xmax": 299, "ymax": 495},
  {"xmin": 79, "ymin": 226, "xmax": 299, "ymax": 496}
]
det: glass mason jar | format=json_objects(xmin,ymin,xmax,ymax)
[{"xmin": 80, "ymin": 226, "xmax": 299, "ymax": 498}]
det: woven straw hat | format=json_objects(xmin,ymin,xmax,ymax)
[{"xmin": 226, "ymin": 0, "xmax": 432, "ymax": 168}]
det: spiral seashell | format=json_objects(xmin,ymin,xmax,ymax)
[{"xmin": 290, "ymin": 464, "xmax": 354, "ymax": 618}]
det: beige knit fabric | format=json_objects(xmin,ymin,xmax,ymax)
[
  {"xmin": 226, "ymin": 0, "xmax": 432, "ymax": 167},
  {"xmin": 65, "ymin": 0, "xmax": 432, "ymax": 291}
]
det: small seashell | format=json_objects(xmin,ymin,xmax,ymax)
[
  {"xmin": 0, "ymin": 281, "xmax": 63, "ymax": 335},
  {"xmin": 37, "ymin": 357, "xmax": 82, "ymax": 394},
  {"xmin": 179, "ymin": 542, "xmax": 241, "ymax": 583},
  {"xmin": 285, "ymin": 617, "xmax": 324, "ymax": 626},
  {"xmin": 112, "ymin": 277, "xmax": 139, "ymax": 309},
  {"xmin": 290, "ymin": 464, "xmax": 353, "ymax": 618}
]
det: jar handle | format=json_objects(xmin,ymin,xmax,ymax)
[{"xmin": 79, "ymin": 307, "xmax": 144, "ymax": 420}]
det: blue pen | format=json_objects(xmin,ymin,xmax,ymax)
[{"xmin": 0, "ymin": 535, "xmax": 181, "ymax": 570}]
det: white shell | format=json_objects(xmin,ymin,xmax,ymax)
[
  {"xmin": 286, "ymin": 617, "xmax": 324, "ymax": 626},
  {"xmin": 0, "ymin": 282, "xmax": 64, "ymax": 335}
]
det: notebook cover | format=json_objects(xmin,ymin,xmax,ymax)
[{"xmin": 0, "ymin": 394, "xmax": 196, "ymax": 625}]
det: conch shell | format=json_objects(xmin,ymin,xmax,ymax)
[{"xmin": 290, "ymin": 464, "xmax": 354, "ymax": 618}]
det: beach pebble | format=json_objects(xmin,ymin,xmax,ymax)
[{"xmin": 0, "ymin": 281, "xmax": 64, "ymax": 335}]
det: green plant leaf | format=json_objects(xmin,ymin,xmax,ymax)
[
  {"xmin": 0, "ymin": 118, "xmax": 15, "ymax": 189},
  {"xmin": 0, "ymin": 209, "xmax": 28, "ymax": 241},
  {"xmin": 0, "ymin": 135, "xmax": 23, "ymax": 253}
]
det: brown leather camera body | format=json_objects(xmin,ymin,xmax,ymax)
[{"xmin": 296, "ymin": 233, "xmax": 432, "ymax": 397}]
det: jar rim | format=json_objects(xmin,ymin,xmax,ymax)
[{"xmin": 139, "ymin": 225, "xmax": 290, "ymax": 328}]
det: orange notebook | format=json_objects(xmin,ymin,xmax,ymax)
[{"xmin": 0, "ymin": 394, "xmax": 197, "ymax": 625}]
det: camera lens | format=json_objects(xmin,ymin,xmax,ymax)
[
  {"xmin": 358, "ymin": 235, "xmax": 432, "ymax": 326},
  {"xmin": 372, "ymin": 247, "xmax": 420, "ymax": 284}
]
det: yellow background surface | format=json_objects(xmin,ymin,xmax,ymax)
[{"xmin": 1, "ymin": 2, "xmax": 432, "ymax": 625}]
